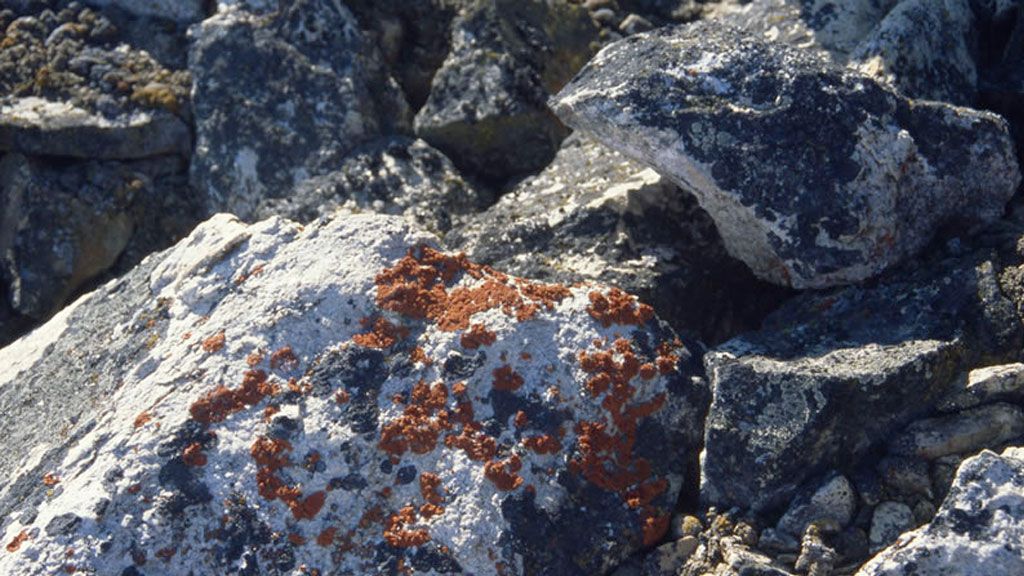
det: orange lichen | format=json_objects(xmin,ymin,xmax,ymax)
[
  {"xmin": 201, "ymin": 331, "xmax": 226, "ymax": 353},
  {"xmin": 263, "ymin": 405, "xmax": 280, "ymax": 421},
  {"xmin": 353, "ymin": 317, "xmax": 410, "ymax": 349},
  {"xmin": 190, "ymin": 370, "xmax": 277, "ymax": 425},
  {"xmin": 586, "ymin": 289, "xmax": 654, "ymax": 327},
  {"xmin": 383, "ymin": 506, "xmax": 430, "ymax": 548},
  {"xmin": 444, "ymin": 425, "xmax": 496, "ymax": 461},
  {"xmin": 418, "ymin": 472, "xmax": 446, "ymax": 520},
  {"xmin": 523, "ymin": 435, "xmax": 561, "ymax": 455},
  {"xmin": 43, "ymin": 473, "xmax": 61, "ymax": 486},
  {"xmin": 6, "ymin": 529, "xmax": 30, "ymax": 552},
  {"xmin": 639, "ymin": 363, "xmax": 658, "ymax": 380},
  {"xmin": 379, "ymin": 381, "xmax": 450, "ymax": 456},
  {"xmin": 492, "ymin": 365, "xmax": 524, "ymax": 392},
  {"xmin": 127, "ymin": 484, "xmax": 142, "ymax": 494},
  {"xmin": 335, "ymin": 390, "xmax": 350, "ymax": 404},
  {"xmin": 269, "ymin": 346, "xmax": 299, "ymax": 370},
  {"xmin": 359, "ymin": 506, "xmax": 384, "ymax": 529},
  {"xmin": 155, "ymin": 547, "xmax": 176, "ymax": 562},
  {"xmin": 316, "ymin": 527, "xmax": 337, "ymax": 547},
  {"xmin": 520, "ymin": 352, "xmax": 532, "ymax": 361},
  {"xmin": 133, "ymin": 411, "xmax": 152, "ymax": 428},
  {"xmin": 514, "ymin": 411, "xmax": 528, "ymax": 429},
  {"xmin": 410, "ymin": 347, "xmax": 433, "ymax": 366},
  {"xmin": 642, "ymin": 512, "xmax": 671, "ymax": 547},
  {"xmin": 460, "ymin": 324, "xmax": 496, "ymax": 349},
  {"xmin": 246, "ymin": 351, "xmax": 264, "ymax": 367},
  {"xmin": 452, "ymin": 382, "xmax": 467, "ymax": 396},
  {"xmin": 485, "ymin": 455, "xmax": 524, "ymax": 491},
  {"xmin": 234, "ymin": 263, "xmax": 265, "ymax": 285},
  {"xmin": 374, "ymin": 246, "xmax": 570, "ymax": 332},
  {"xmin": 288, "ymin": 533, "xmax": 306, "ymax": 546},
  {"xmin": 182, "ymin": 443, "xmax": 207, "ymax": 467},
  {"xmin": 251, "ymin": 436, "xmax": 326, "ymax": 521},
  {"xmin": 291, "ymin": 491, "xmax": 326, "ymax": 521}
]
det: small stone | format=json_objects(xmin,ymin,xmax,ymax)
[
  {"xmin": 619, "ymin": 13, "xmax": 653, "ymax": 35},
  {"xmin": 912, "ymin": 499, "xmax": 936, "ymax": 525},
  {"xmin": 672, "ymin": 513, "xmax": 703, "ymax": 539},
  {"xmin": 795, "ymin": 524, "xmax": 837, "ymax": 576},
  {"xmin": 643, "ymin": 536, "xmax": 699, "ymax": 575},
  {"xmin": 940, "ymin": 363, "xmax": 1024, "ymax": 412},
  {"xmin": 777, "ymin": 474, "xmax": 857, "ymax": 538},
  {"xmin": 869, "ymin": 502, "xmax": 914, "ymax": 552},
  {"xmin": 876, "ymin": 457, "xmax": 932, "ymax": 500}
]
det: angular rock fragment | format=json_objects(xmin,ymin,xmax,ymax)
[
  {"xmin": 0, "ymin": 213, "xmax": 707, "ymax": 575},
  {"xmin": 415, "ymin": 0, "xmax": 598, "ymax": 183},
  {"xmin": 940, "ymin": 363, "xmax": 1024, "ymax": 411},
  {"xmin": 255, "ymin": 137, "xmax": 490, "ymax": 235},
  {"xmin": 887, "ymin": 402, "xmax": 1024, "ymax": 460},
  {"xmin": 189, "ymin": 0, "xmax": 411, "ymax": 219},
  {"xmin": 447, "ymin": 134, "xmax": 792, "ymax": 344},
  {"xmin": 0, "ymin": 152, "xmax": 199, "ymax": 325},
  {"xmin": 553, "ymin": 21, "xmax": 1021, "ymax": 288},
  {"xmin": 700, "ymin": 239, "xmax": 1023, "ymax": 513},
  {"xmin": 0, "ymin": 3, "xmax": 192, "ymax": 159},
  {"xmin": 857, "ymin": 447, "xmax": 1024, "ymax": 575}
]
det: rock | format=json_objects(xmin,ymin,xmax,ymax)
[
  {"xmin": 680, "ymin": 511, "xmax": 795, "ymax": 575},
  {"xmin": 0, "ymin": 213, "xmax": 708, "ymax": 575},
  {"xmin": 414, "ymin": 0, "xmax": 598, "ymax": 183},
  {"xmin": 619, "ymin": 14, "xmax": 655, "ymax": 35},
  {"xmin": 189, "ymin": 1, "xmax": 411, "ymax": 220},
  {"xmin": 876, "ymin": 457, "xmax": 932, "ymax": 499},
  {"xmin": 858, "ymin": 447, "xmax": 1024, "ymax": 575},
  {"xmin": 869, "ymin": 502, "xmax": 915, "ymax": 551},
  {"xmin": 888, "ymin": 402, "xmax": 1024, "ymax": 460},
  {"xmin": 776, "ymin": 474, "xmax": 857, "ymax": 539},
  {"xmin": 254, "ymin": 137, "xmax": 491, "ymax": 235},
  {"xmin": 83, "ymin": 0, "xmax": 207, "ymax": 22},
  {"xmin": 699, "ymin": 235, "xmax": 1024, "ymax": 514},
  {"xmin": 0, "ymin": 3, "xmax": 192, "ymax": 159},
  {"xmin": 552, "ymin": 21, "xmax": 1021, "ymax": 288},
  {"xmin": 0, "ymin": 152, "xmax": 199, "ymax": 326},
  {"xmin": 851, "ymin": 0, "xmax": 978, "ymax": 105},
  {"xmin": 794, "ymin": 524, "xmax": 837, "ymax": 576},
  {"xmin": 643, "ymin": 536, "xmax": 699, "ymax": 575},
  {"xmin": 446, "ymin": 134, "xmax": 792, "ymax": 345},
  {"xmin": 940, "ymin": 363, "xmax": 1024, "ymax": 411}
]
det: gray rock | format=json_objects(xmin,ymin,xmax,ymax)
[
  {"xmin": 255, "ymin": 136, "xmax": 491, "ymax": 235},
  {"xmin": 888, "ymin": 402, "xmax": 1024, "ymax": 460},
  {"xmin": 0, "ymin": 152, "xmax": 198, "ymax": 324},
  {"xmin": 445, "ymin": 134, "xmax": 792, "ymax": 344},
  {"xmin": 852, "ymin": 0, "xmax": 978, "ymax": 105},
  {"xmin": 699, "ymin": 235, "xmax": 1024, "ymax": 514},
  {"xmin": 776, "ymin": 474, "xmax": 857, "ymax": 538},
  {"xmin": 414, "ymin": 0, "xmax": 598, "ymax": 183},
  {"xmin": 0, "ymin": 3, "xmax": 192, "ymax": 159},
  {"xmin": 858, "ymin": 447, "xmax": 1024, "ymax": 575},
  {"xmin": 869, "ymin": 502, "xmax": 915, "ymax": 552},
  {"xmin": 83, "ymin": 0, "xmax": 206, "ymax": 22},
  {"xmin": 553, "ymin": 21, "xmax": 1021, "ymax": 289},
  {"xmin": 189, "ymin": 1, "xmax": 411, "ymax": 220},
  {"xmin": 0, "ymin": 213, "xmax": 708, "ymax": 575},
  {"xmin": 643, "ymin": 536, "xmax": 700, "ymax": 575},
  {"xmin": 940, "ymin": 363, "xmax": 1024, "ymax": 411}
]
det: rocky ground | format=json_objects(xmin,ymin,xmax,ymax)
[{"xmin": 0, "ymin": 0, "xmax": 1023, "ymax": 575}]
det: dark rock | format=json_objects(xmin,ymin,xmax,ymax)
[
  {"xmin": 700, "ymin": 231, "xmax": 1024, "ymax": 514},
  {"xmin": 414, "ymin": 0, "xmax": 598, "ymax": 183},
  {"xmin": 255, "ymin": 137, "xmax": 491, "ymax": 235},
  {"xmin": 189, "ymin": 0, "xmax": 411, "ymax": 220},
  {"xmin": 553, "ymin": 20, "xmax": 1020, "ymax": 289},
  {"xmin": 446, "ymin": 134, "xmax": 793, "ymax": 344}
]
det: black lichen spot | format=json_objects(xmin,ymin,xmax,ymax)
[
  {"xmin": 157, "ymin": 420, "xmax": 216, "ymax": 458},
  {"xmin": 330, "ymin": 473, "xmax": 368, "ymax": 491},
  {"xmin": 45, "ymin": 512, "xmax": 81, "ymax": 536},
  {"xmin": 380, "ymin": 458, "xmax": 394, "ymax": 475},
  {"xmin": 309, "ymin": 347, "xmax": 388, "ymax": 433},
  {"xmin": 93, "ymin": 498, "xmax": 110, "ymax": 518},
  {"xmin": 442, "ymin": 350, "xmax": 485, "ymax": 380},
  {"xmin": 120, "ymin": 567, "xmax": 144, "ymax": 576},
  {"xmin": 215, "ymin": 493, "xmax": 272, "ymax": 569},
  {"xmin": 157, "ymin": 457, "xmax": 212, "ymax": 515},
  {"xmin": 396, "ymin": 465, "xmax": 417, "ymax": 485},
  {"xmin": 269, "ymin": 416, "xmax": 299, "ymax": 441},
  {"xmin": 489, "ymin": 389, "xmax": 570, "ymax": 437},
  {"xmin": 410, "ymin": 545, "xmax": 463, "ymax": 573}
]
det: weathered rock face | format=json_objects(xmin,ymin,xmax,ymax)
[
  {"xmin": 552, "ymin": 21, "xmax": 1021, "ymax": 288},
  {"xmin": 189, "ymin": 1, "xmax": 411, "ymax": 220},
  {"xmin": 0, "ymin": 152, "xmax": 199, "ymax": 331},
  {"xmin": 446, "ymin": 134, "xmax": 792, "ymax": 344},
  {"xmin": 700, "ymin": 236, "xmax": 1024, "ymax": 514},
  {"xmin": 83, "ymin": 0, "xmax": 207, "ymax": 22},
  {"xmin": 254, "ymin": 137, "xmax": 491, "ymax": 236},
  {"xmin": 857, "ymin": 447, "xmax": 1024, "ymax": 575},
  {"xmin": 0, "ymin": 213, "xmax": 707, "ymax": 575},
  {"xmin": 0, "ymin": 2, "xmax": 192, "ymax": 159},
  {"xmin": 414, "ymin": 0, "xmax": 598, "ymax": 183}
]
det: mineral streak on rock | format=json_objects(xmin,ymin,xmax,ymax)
[
  {"xmin": 552, "ymin": 21, "xmax": 1021, "ymax": 288},
  {"xmin": 0, "ymin": 213, "xmax": 706, "ymax": 575}
]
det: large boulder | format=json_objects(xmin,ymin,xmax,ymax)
[
  {"xmin": 856, "ymin": 447, "xmax": 1024, "ymax": 575},
  {"xmin": 700, "ymin": 234, "xmax": 1024, "ymax": 514},
  {"xmin": 254, "ymin": 137, "xmax": 491, "ymax": 236},
  {"xmin": 0, "ymin": 3, "xmax": 192, "ymax": 159},
  {"xmin": 0, "ymin": 152, "xmax": 199, "ymax": 332},
  {"xmin": 0, "ymin": 213, "xmax": 708, "ymax": 575},
  {"xmin": 414, "ymin": 0, "xmax": 598, "ymax": 183},
  {"xmin": 446, "ymin": 133, "xmax": 792, "ymax": 344},
  {"xmin": 189, "ymin": 0, "xmax": 411, "ymax": 220},
  {"xmin": 552, "ymin": 21, "xmax": 1021, "ymax": 288}
]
